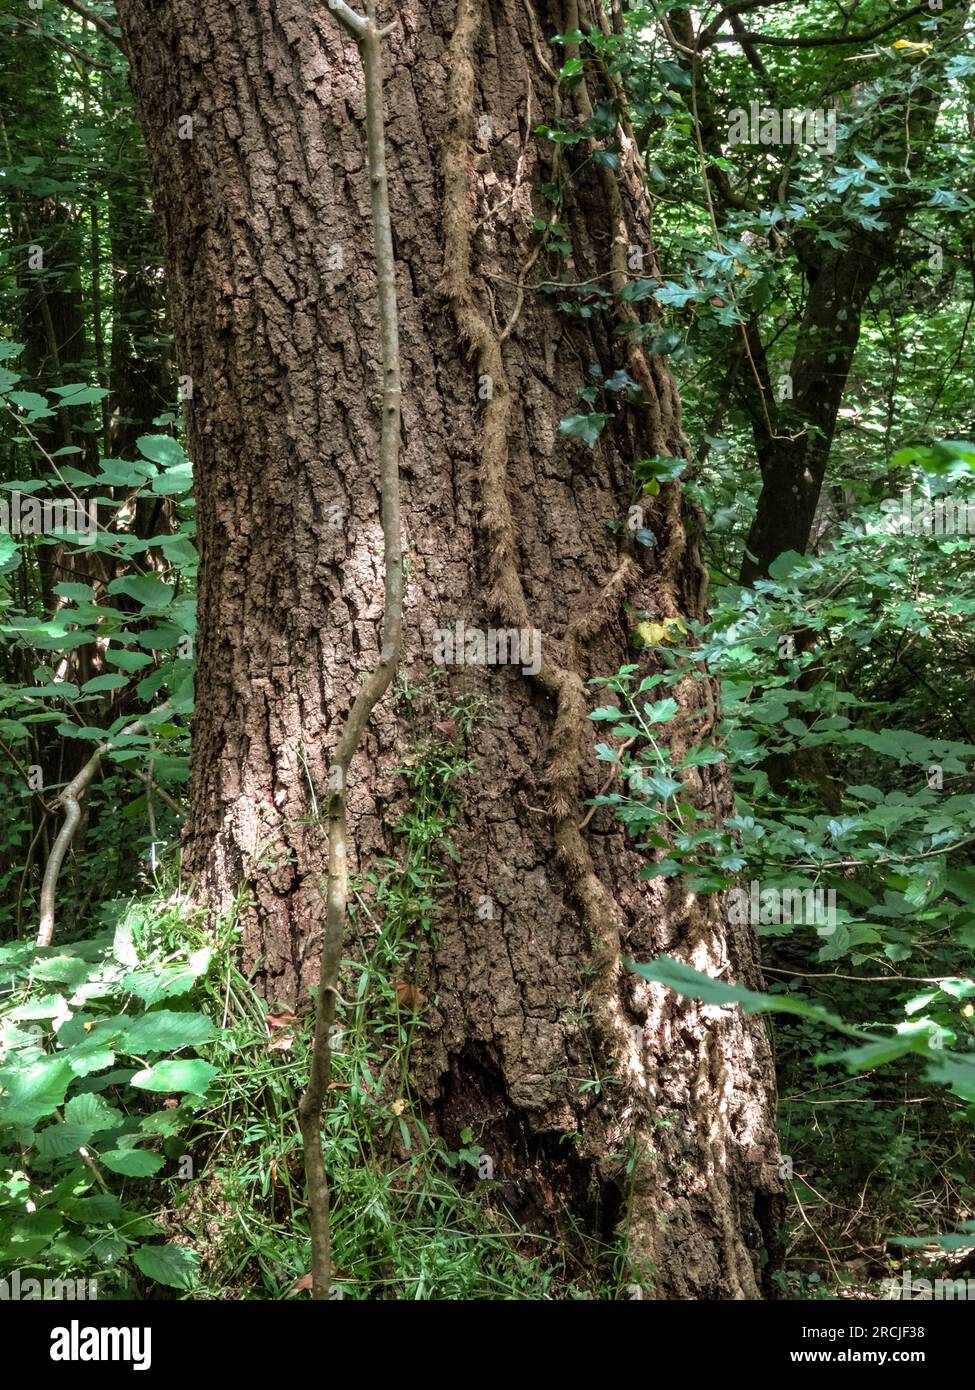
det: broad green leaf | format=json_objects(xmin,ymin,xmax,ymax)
[
  {"xmin": 0, "ymin": 1057, "xmax": 74, "ymax": 1127},
  {"xmin": 100, "ymin": 1149, "xmax": 165, "ymax": 1178},
  {"xmin": 0, "ymin": 533, "xmax": 21, "ymax": 575},
  {"xmin": 67, "ymin": 1046, "xmax": 116, "ymax": 1078},
  {"xmin": 64, "ymin": 1193, "xmax": 124, "ymax": 1222},
  {"xmin": 136, "ymin": 434, "xmax": 187, "ymax": 469},
  {"xmin": 767, "ymin": 550, "xmax": 804, "ymax": 581},
  {"xmin": 132, "ymin": 1243, "xmax": 201, "ymax": 1289},
  {"xmin": 9, "ymin": 390, "xmax": 50, "ymax": 414},
  {"xmin": 96, "ymin": 459, "xmax": 153, "ymax": 487},
  {"xmin": 627, "ymin": 956, "xmax": 856, "ymax": 1035},
  {"xmin": 54, "ymin": 582, "xmax": 95, "ymax": 601},
  {"xmin": 64, "ymin": 1092, "xmax": 124, "ymax": 1133},
  {"xmin": 926, "ymin": 1053, "xmax": 975, "ymax": 1102},
  {"xmin": 105, "ymin": 648, "xmax": 153, "ymax": 671},
  {"xmin": 123, "ymin": 950, "xmax": 211, "ymax": 1005},
  {"xmin": 121, "ymin": 1010, "xmax": 214, "ymax": 1054},
  {"xmin": 107, "ymin": 574, "xmax": 175, "ymax": 610},
  {"xmin": 81, "ymin": 673, "xmax": 130, "ymax": 694},
  {"xmin": 50, "ymin": 384, "xmax": 110, "ymax": 406},
  {"xmin": 150, "ymin": 462, "xmax": 192, "ymax": 495},
  {"xmin": 33, "ymin": 1122, "xmax": 93, "ymax": 1158},
  {"xmin": 130, "ymin": 1059, "xmax": 217, "ymax": 1095}
]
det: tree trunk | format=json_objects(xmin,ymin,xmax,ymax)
[
  {"xmin": 735, "ymin": 17, "xmax": 961, "ymax": 586},
  {"xmin": 739, "ymin": 235, "xmax": 898, "ymax": 585},
  {"xmin": 116, "ymin": 0, "xmax": 783, "ymax": 1297},
  {"xmin": 107, "ymin": 141, "xmax": 170, "ymax": 461}
]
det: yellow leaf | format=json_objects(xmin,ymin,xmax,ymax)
[
  {"xmin": 893, "ymin": 39, "xmax": 932, "ymax": 53},
  {"xmin": 636, "ymin": 617, "xmax": 686, "ymax": 645}
]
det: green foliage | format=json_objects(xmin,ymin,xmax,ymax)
[
  {"xmin": 0, "ymin": 347, "xmax": 194, "ymax": 930},
  {"xmin": 3, "ymin": 0, "xmax": 975, "ymax": 1303},
  {"xmin": 592, "ymin": 436, "xmax": 975, "ymax": 1269},
  {"xmin": 0, "ymin": 897, "xmax": 213, "ymax": 1296}
]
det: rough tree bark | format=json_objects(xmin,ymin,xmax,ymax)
[{"xmin": 116, "ymin": 0, "xmax": 784, "ymax": 1297}]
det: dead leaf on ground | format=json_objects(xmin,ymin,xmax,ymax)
[
  {"xmin": 391, "ymin": 978, "xmax": 425, "ymax": 1010},
  {"xmin": 267, "ymin": 1010, "xmax": 298, "ymax": 1029}
]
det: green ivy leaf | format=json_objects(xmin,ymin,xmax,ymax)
[{"xmin": 558, "ymin": 412, "xmax": 611, "ymax": 448}]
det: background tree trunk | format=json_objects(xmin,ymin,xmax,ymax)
[{"xmin": 116, "ymin": 0, "xmax": 784, "ymax": 1297}]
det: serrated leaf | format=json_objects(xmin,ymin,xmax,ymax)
[
  {"xmin": 67, "ymin": 1046, "xmax": 116, "ymax": 1078},
  {"xmin": 643, "ymin": 698, "xmax": 679, "ymax": 724},
  {"xmin": 33, "ymin": 1122, "xmax": 93, "ymax": 1158},
  {"xmin": 123, "ymin": 949, "xmax": 211, "ymax": 1005},
  {"xmin": 100, "ymin": 1148, "xmax": 165, "ymax": 1178},
  {"xmin": 590, "ymin": 705, "xmax": 623, "ymax": 721},
  {"xmin": 65, "ymin": 1193, "xmax": 124, "ymax": 1222},
  {"xmin": 132, "ymin": 1243, "xmax": 200, "ymax": 1289},
  {"xmin": 0, "ymin": 1057, "xmax": 74, "ymax": 1127},
  {"xmin": 64, "ymin": 1092, "xmax": 124, "ymax": 1133},
  {"xmin": 121, "ymin": 1010, "xmax": 214, "ymax": 1054}
]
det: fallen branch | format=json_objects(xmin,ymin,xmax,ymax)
[{"xmin": 299, "ymin": 0, "xmax": 403, "ymax": 1302}]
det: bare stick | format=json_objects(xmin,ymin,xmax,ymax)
[
  {"xmin": 299, "ymin": 1, "xmax": 403, "ymax": 1302},
  {"xmin": 37, "ymin": 717, "xmax": 146, "ymax": 948}
]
